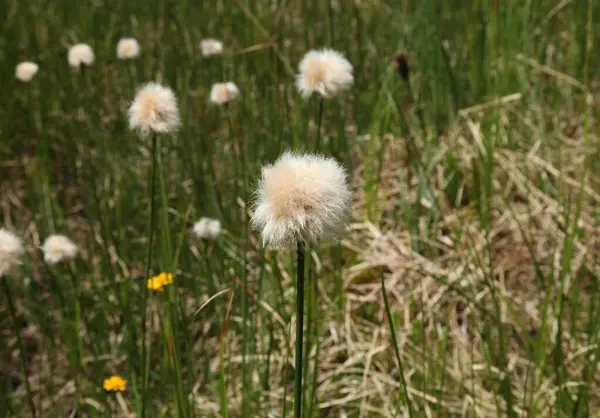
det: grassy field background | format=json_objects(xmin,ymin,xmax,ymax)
[{"xmin": 2, "ymin": 0, "xmax": 599, "ymax": 416}]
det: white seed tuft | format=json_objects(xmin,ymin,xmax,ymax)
[
  {"xmin": 251, "ymin": 152, "xmax": 351, "ymax": 246},
  {"xmin": 15, "ymin": 62, "xmax": 39, "ymax": 82},
  {"xmin": 42, "ymin": 235, "xmax": 78, "ymax": 265},
  {"xmin": 209, "ymin": 82, "xmax": 240, "ymax": 106},
  {"xmin": 192, "ymin": 218, "xmax": 222, "ymax": 240},
  {"xmin": 117, "ymin": 38, "xmax": 141, "ymax": 60},
  {"xmin": 296, "ymin": 49, "xmax": 353, "ymax": 99},
  {"xmin": 200, "ymin": 39, "xmax": 224, "ymax": 57},
  {"xmin": 68, "ymin": 44, "xmax": 95, "ymax": 68},
  {"xmin": 0, "ymin": 229, "xmax": 24, "ymax": 276},
  {"xmin": 128, "ymin": 82, "xmax": 180, "ymax": 136}
]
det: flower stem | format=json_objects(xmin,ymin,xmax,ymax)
[
  {"xmin": 2, "ymin": 275, "xmax": 37, "ymax": 418},
  {"xmin": 67, "ymin": 263, "xmax": 84, "ymax": 371},
  {"xmin": 403, "ymin": 77, "xmax": 426, "ymax": 137},
  {"xmin": 314, "ymin": 98, "xmax": 324, "ymax": 151},
  {"xmin": 380, "ymin": 271, "xmax": 414, "ymax": 417},
  {"xmin": 219, "ymin": 290, "xmax": 235, "ymax": 418},
  {"xmin": 294, "ymin": 241, "xmax": 306, "ymax": 418},
  {"xmin": 308, "ymin": 331, "xmax": 321, "ymax": 418},
  {"xmin": 307, "ymin": 269, "xmax": 321, "ymax": 418},
  {"xmin": 67, "ymin": 262, "xmax": 84, "ymax": 409},
  {"xmin": 141, "ymin": 133, "xmax": 158, "ymax": 418},
  {"xmin": 303, "ymin": 252, "xmax": 315, "ymax": 414}
]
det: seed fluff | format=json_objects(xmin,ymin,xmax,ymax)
[
  {"xmin": 68, "ymin": 43, "xmax": 95, "ymax": 68},
  {"xmin": 15, "ymin": 62, "xmax": 39, "ymax": 82},
  {"xmin": 251, "ymin": 152, "xmax": 351, "ymax": 246},
  {"xmin": 296, "ymin": 49, "xmax": 353, "ymax": 99},
  {"xmin": 128, "ymin": 82, "xmax": 180, "ymax": 136},
  {"xmin": 42, "ymin": 234, "xmax": 78, "ymax": 265},
  {"xmin": 0, "ymin": 228, "xmax": 24, "ymax": 276}
]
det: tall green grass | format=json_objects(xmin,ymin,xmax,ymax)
[{"xmin": 1, "ymin": 0, "xmax": 598, "ymax": 417}]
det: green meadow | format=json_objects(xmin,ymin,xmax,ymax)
[{"xmin": 1, "ymin": 0, "xmax": 599, "ymax": 416}]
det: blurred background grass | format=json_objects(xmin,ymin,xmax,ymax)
[{"xmin": 1, "ymin": 0, "xmax": 599, "ymax": 416}]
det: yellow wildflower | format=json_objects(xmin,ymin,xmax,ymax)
[
  {"xmin": 103, "ymin": 375, "xmax": 127, "ymax": 392},
  {"xmin": 163, "ymin": 273, "xmax": 173, "ymax": 285},
  {"xmin": 147, "ymin": 272, "xmax": 174, "ymax": 291},
  {"xmin": 147, "ymin": 275, "xmax": 163, "ymax": 291}
]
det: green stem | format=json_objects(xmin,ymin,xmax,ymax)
[
  {"xmin": 2, "ymin": 275, "xmax": 37, "ymax": 418},
  {"xmin": 314, "ymin": 99, "xmax": 324, "ymax": 151},
  {"xmin": 302, "ymin": 253, "xmax": 312, "ymax": 414},
  {"xmin": 241, "ymin": 251, "xmax": 250, "ymax": 416},
  {"xmin": 327, "ymin": 0, "xmax": 335, "ymax": 47},
  {"xmin": 380, "ymin": 272, "xmax": 413, "ymax": 417},
  {"xmin": 68, "ymin": 263, "xmax": 84, "ymax": 370},
  {"xmin": 403, "ymin": 78, "xmax": 426, "ymax": 137},
  {"xmin": 307, "ymin": 308, "xmax": 321, "ymax": 418},
  {"xmin": 219, "ymin": 335, "xmax": 229, "ymax": 418},
  {"xmin": 294, "ymin": 241, "xmax": 306, "ymax": 418},
  {"xmin": 156, "ymin": 140, "xmax": 187, "ymax": 417},
  {"xmin": 219, "ymin": 291, "xmax": 234, "ymax": 418},
  {"xmin": 141, "ymin": 133, "xmax": 158, "ymax": 418},
  {"xmin": 282, "ymin": 346, "xmax": 290, "ymax": 418},
  {"xmin": 67, "ymin": 262, "xmax": 84, "ymax": 409}
]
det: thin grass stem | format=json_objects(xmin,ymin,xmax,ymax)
[
  {"xmin": 314, "ymin": 99, "xmax": 324, "ymax": 151},
  {"xmin": 307, "ymin": 318, "xmax": 321, "ymax": 418},
  {"xmin": 302, "ymin": 251, "xmax": 312, "ymax": 415},
  {"xmin": 141, "ymin": 133, "xmax": 158, "ymax": 418},
  {"xmin": 380, "ymin": 271, "xmax": 413, "ymax": 418},
  {"xmin": 219, "ymin": 290, "xmax": 235, "ymax": 418},
  {"xmin": 294, "ymin": 241, "xmax": 306, "ymax": 418}
]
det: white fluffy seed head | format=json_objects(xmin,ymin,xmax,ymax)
[
  {"xmin": 0, "ymin": 229, "xmax": 24, "ymax": 276},
  {"xmin": 117, "ymin": 38, "xmax": 141, "ymax": 60},
  {"xmin": 192, "ymin": 218, "xmax": 222, "ymax": 240},
  {"xmin": 296, "ymin": 49, "xmax": 354, "ymax": 99},
  {"xmin": 251, "ymin": 152, "xmax": 351, "ymax": 246},
  {"xmin": 68, "ymin": 43, "xmax": 95, "ymax": 68},
  {"xmin": 209, "ymin": 82, "xmax": 240, "ymax": 105},
  {"xmin": 42, "ymin": 234, "xmax": 78, "ymax": 265},
  {"xmin": 128, "ymin": 82, "xmax": 180, "ymax": 136},
  {"xmin": 15, "ymin": 62, "xmax": 39, "ymax": 82},
  {"xmin": 200, "ymin": 39, "xmax": 224, "ymax": 57}
]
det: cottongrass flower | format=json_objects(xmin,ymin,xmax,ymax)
[
  {"xmin": 128, "ymin": 82, "xmax": 180, "ymax": 136},
  {"xmin": 296, "ymin": 49, "xmax": 353, "ymax": 99},
  {"xmin": 209, "ymin": 82, "xmax": 240, "ymax": 106},
  {"xmin": 103, "ymin": 375, "xmax": 127, "ymax": 392},
  {"xmin": 251, "ymin": 152, "xmax": 350, "ymax": 418},
  {"xmin": 192, "ymin": 217, "xmax": 222, "ymax": 240},
  {"xmin": 41, "ymin": 234, "xmax": 78, "ymax": 265},
  {"xmin": 0, "ymin": 229, "xmax": 33, "ymax": 417},
  {"xmin": 0, "ymin": 228, "xmax": 24, "ymax": 276},
  {"xmin": 200, "ymin": 39, "xmax": 224, "ymax": 56},
  {"xmin": 68, "ymin": 43, "xmax": 95, "ymax": 68},
  {"xmin": 251, "ymin": 152, "xmax": 351, "ymax": 247},
  {"xmin": 117, "ymin": 38, "xmax": 141, "ymax": 60},
  {"xmin": 15, "ymin": 62, "xmax": 39, "ymax": 82},
  {"xmin": 147, "ymin": 272, "xmax": 174, "ymax": 291}
]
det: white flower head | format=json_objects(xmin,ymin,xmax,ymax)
[
  {"xmin": 0, "ymin": 229, "xmax": 24, "ymax": 276},
  {"xmin": 209, "ymin": 82, "xmax": 240, "ymax": 106},
  {"xmin": 68, "ymin": 43, "xmax": 95, "ymax": 68},
  {"xmin": 251, "ymin": 152, "xmax": 351, "ymax": 246},
  {"xmin": 192, "ymin": 218, "xmax": 222, "ymax": 240},
  {"xmin": 296, "ymin": 49, "xmax": 353, "ymax": 99},
  {"xmin": 117, "ymin": 38, "xmax": 141, "ymax": 60},
  {"xmin": 15, "ymin": 62, "xmax": 39, "ymax": 82},
  {"xmin": 128, "ymin": 82, "xmax": 180, "ymax": 136},
  {"xmin": 200, "ymin": 39, "xmax": 224, "ymax": 57},
  {"xmin": 42, "ymin": 234, "xmax": 78, "ymax": 265}
]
